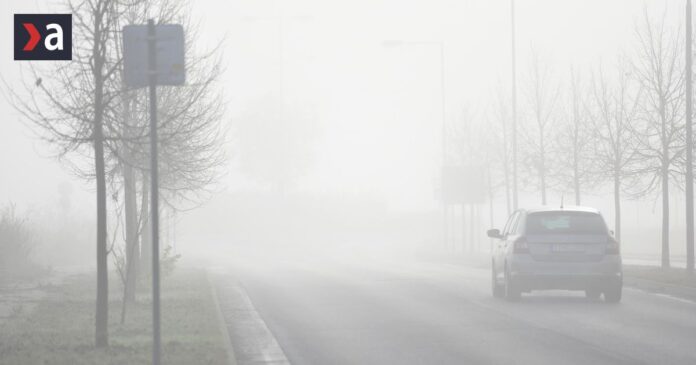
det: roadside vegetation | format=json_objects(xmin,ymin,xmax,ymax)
[
  {"xmin": 4, "ymin": 0, "xmax": 225, "ymax": 347},
  {"xmin": 625, "ymin": 265, "xmax": 696, "ymax": 288},
  {"xmin": 0, "ymin": 269, "xmax": 228, "ymax": 365},
  {"xmin": 0, "ymin": 204, "xmax": 46, "ymax": 283}
]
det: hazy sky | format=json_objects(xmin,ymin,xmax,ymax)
[{"xmin": 0, "ymin": 0, "xmax": 681, "ymax": 213}]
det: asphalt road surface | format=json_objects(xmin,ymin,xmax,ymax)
[{"xmin": 220, "ymin": 255, "xmax": 696, "ymax": 365}]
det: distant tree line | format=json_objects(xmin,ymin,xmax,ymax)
[{"xmin": 451, "ymin": 9, "xmax": 690, "ymax": 271}]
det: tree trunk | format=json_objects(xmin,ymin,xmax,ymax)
[
  {"xmin": 140, "ymin": 173, "xmax": 151, "ymax": 276},
  {"xmin": 94, "ymin": 122, "xmax": 108, "ymax": 348},
  {"xmin": 487, "ymin": 166, "xmax": 495, "ymax": 230},
  {"xmin": 123, "ymin": 95, "xmax": 139, "ymax": 304},
  {"xmin": 469, "ymin": 204, "xmax": 475, "ymax": 252},
  {"xmin": 573, "ymin": 142, "xmax": 580, "ymax": 205},
  {"xmin": 461, "ymin": 203, "xmax": 467, "ymax": 253},
  {"xmin": 94, "ymin": 71, "xmax": 108, "ymax": 350},
  {"xmin": 662, "ymin": 168, "xmax": 671, "ymax": 269},
  {"xmin": 614, "ymin": 174, "xmax": 621, "ymax": 242},
  {"xmin": 502, "ymin": 122, "xmax": 511, "ymax": 216},
  {"xmin": 504, "ymin": 150, "xmax": 511, "ymax": 216},
  {"xmin": 573, "ymin": 83, "xmax": 581, "ymax": 206},
  {"xmin": 540, "ymin": 167, "xmax": 547, "ymax": 205},
  {"xmin": 123, "ymin": 161, "xmax": 138, "ymax": 302},
  {"xmin": 574, "ymin": 174, "xmax": 580, "ymax": 205},
  {"xmin": 93, "ymin": 12, "xmax": 108, "ymax": 348},
  {"xmin": 539, "ymin": 129, "xmax": 547, "ymax": 205}
]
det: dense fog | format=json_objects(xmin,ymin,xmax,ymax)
[{"xmin": 2, "ymin": 1, "xmax": 696, "ymax": 364}]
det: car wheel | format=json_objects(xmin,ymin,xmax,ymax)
[
  {"xmin": 492, "ymin": 264, "xmax": 504, "ymax": 298},
  {"xmin": 604, "ymin": 284, "xmax": 622, "ymax": 303},
  {"xmin": 504, "ymin": 265, "xmax": 521, "ymax": 302},
  {"xmin": 585, "ymin": 289, "xmax": 601, "ymax": 300}
]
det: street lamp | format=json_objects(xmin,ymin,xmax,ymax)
[
  {"xmin": 685, "ymin": 0, "xmax": 694, "ymax": 274},
  {"xmin": 511, "ymin": 0, "xmax": 519, "ymax": 211}
]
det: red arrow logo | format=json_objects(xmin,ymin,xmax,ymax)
[{"xmin": 22, "ymin": 23, "xmax": 40, "ymax": 51}]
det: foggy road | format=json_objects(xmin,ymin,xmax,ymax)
[{"xmin": 219, "ymin": 257, "xmax": 696, "ymax": 365}]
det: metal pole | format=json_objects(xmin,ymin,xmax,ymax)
[
  {"xmin": 686, "ymin": 0, "xmax": 695, "ymax": 274},
  {"xmin": 147, "ymin": 19, "xmax": 162, "ymax": 365},
  {"xmin": 511, "ymin": 0, "xmax": 519, "ymax": 210},
  {"xmin": 440, "ymin": 43, "xmax": 449, "ymax": 250}
]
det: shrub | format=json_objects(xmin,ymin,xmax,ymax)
[{"xmin": 0, "ymin": 204, "xmax": 43, "ymax": 281}]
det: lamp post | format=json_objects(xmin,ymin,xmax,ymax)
[
  {"xmin": 686, "ymin": 0, "xmax": 694, "ymax": 274},
  {"xmin": 511, "ymin": 0, "xmax": 519, "ymax": 211}
]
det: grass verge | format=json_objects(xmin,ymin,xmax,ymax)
[
  {"xmin": 0, "ymin": 268, "xmax": 228, "ymax": 365},
  {"xmin": 624, "ymin": 265, "xmax": 696, "ymax": 288}
]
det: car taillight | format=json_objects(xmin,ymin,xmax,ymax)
[
  {"xmin": 513, "ymin": 237, "xmax": 529, "ymax": 254},
  {"xmin": 606, "ymin": 239, "xmax": 620, "ymax": 255}
]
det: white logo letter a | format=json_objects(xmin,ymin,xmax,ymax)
[{"xmin": 45, "ymin": 24, "xmax": 63, "ymax": 51}]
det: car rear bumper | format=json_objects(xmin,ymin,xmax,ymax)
[{"xmin": 509, "ymin": 255, "xmax": 622, "ymax": 291}]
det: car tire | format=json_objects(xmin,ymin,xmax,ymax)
[
  {"xmin": 604, "ymin": 284, "xmax": 622, "ymax": 303},
  {"xmin": 504, "ymin": 265, "xmax": 521, "ymax": 302},
  {"xmin": 492, "ymin": 264, "xmax": 504, "ymax": 298},
  {"xmin": 585, "ymin": 289, "xmax": 601, "ymax": 300}
]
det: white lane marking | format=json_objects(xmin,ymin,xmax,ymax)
[
  {"xmin": 208, "ymin": 272, "xmax": 239, "ymax": 365},
  {"xmin": 214, "ymin": 275, "xmax": 291, "ymax": 365},
  {"xmin": 624, "ymin": 287, "xmax": 696, "ymax": 305},
  {"xmin": 236, "ymin": 283, "xmax": 290, "ymax": 364}
]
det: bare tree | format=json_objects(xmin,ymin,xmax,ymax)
[
  {"xmin": 3, "ymin": 0, "xmax": 128, "ymax": 347},
  {"xmin": 589, "ymin": 62, "xmax": 641, "ymax": 242},
  {"xmin": 552, "ymin": 68, "xmax": 595, "ymax": 205},
  {"xmin": 631, "ymin": 11, "xmax": 685, "ymax": 269},
  {"xmin": 107, "ymin": 0, "xmax": 225, "ymax": 311},
  {"xmin": 520, "ymin": 50, "xmax": 559, "ymax": 205},
  {"xmin": 490, "ymin": 86, "xmax": 513, "ymax": 216},
  {"xmin": 4, "ymin": 0, "xmax": 225, "ymax": 337},
  {"xmin": 449, "ymin": 107, "xmax": 489, "ymax": 251}
]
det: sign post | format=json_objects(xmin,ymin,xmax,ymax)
[
  {"xmin": 147, "ymin": 19, "xmax": 162, "ymax": 365},
  {"xmin": 441, "ymin": 165, "xmax": 487, "ymax": 252},
  {"xmin": 123, "ymin": 19, "xmax": 185, "ymax": 365}
]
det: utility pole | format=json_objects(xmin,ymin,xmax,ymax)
[
  {"xmin": 511, "ymin": 0, "xmax": 519, "ymax": 210},
  {"xmin": 686, "ymin": 0, "xmax": 694, "ymax": 275}
]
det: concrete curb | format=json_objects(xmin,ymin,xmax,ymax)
[{"xmin": 207, "ymin": 272, "xmax": 239, "ymax": 365}]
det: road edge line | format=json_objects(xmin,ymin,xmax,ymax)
[
  {"xmin": 207, "ymin": 271, "xmax": 239, "ymax": 365},
  {"xmin": 234, "ymin": 281, "xmax": 291, "ymax": 364}
]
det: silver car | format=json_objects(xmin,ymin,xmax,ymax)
[{"xmin": 487, "ymin": 206, "xmax": 622, "ymax": 302}]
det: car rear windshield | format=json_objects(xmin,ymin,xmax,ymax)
[{"xmin": 525, "ymin": 212, "xmax": 607, "ymax": 235}]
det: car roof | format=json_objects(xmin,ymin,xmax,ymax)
[{"xmin": 521, "ymin": 206, "xmax": 601, "ymax": 214}]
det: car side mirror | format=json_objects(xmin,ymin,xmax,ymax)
[{"xmin": 487, "ymin": 229, "xmax": 502, "ymax": 239}]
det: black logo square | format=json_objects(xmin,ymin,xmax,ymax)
[{"xmin": 14, "ymin": 14, "xmax": 72, "ymax": 61}]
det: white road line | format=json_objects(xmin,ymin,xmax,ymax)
[
  {"xmin": 214, "ymin": 275, "xmax": 290, "ymax": 365},
  {"xmin": 623, "ymin": 287, "xmax": 696, "ymax": 305},
  {"xmin": 208, "ymin": 272, "xmax": 239, "ymax": 365}
]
